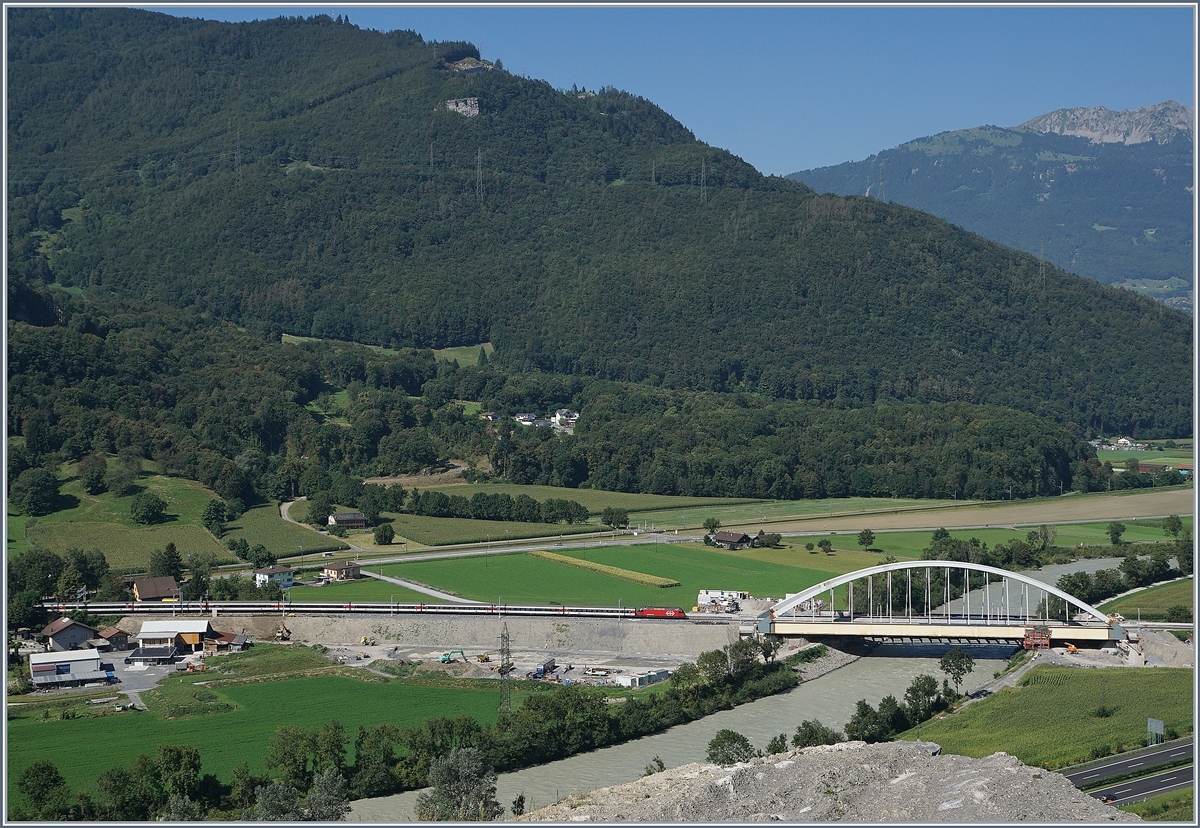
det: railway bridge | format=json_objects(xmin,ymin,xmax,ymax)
[{"xmin": 758, "ymin": 560, "xmax": 1127, "ymax": 644}]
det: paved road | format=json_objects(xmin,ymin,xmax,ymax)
[
  {"xmin": 1088, "ymin": 766, "xmax": 1195, "ymax": 806},
  {"xmin": 1063, "ymin": 738, "xmax": 1194, "ymax": 787}
]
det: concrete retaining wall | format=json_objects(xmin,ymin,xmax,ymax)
[{"xmin": 122, "ymin": 614, "xmax": 739, "ymax": 658}]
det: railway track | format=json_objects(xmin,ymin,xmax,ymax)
[{"xmin": 45, "ymin": 600, "xmax": 693, "ymax": 620}]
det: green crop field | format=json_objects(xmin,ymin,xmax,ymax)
[
  {"xmin": 417, "ymin": 482, "xmax": 758, "ymax": 515},
  {"xmin": 369, "ymin": 543, "xmax": 837, "ymax": 606},
  {"xmin": 897, "ymin": 666, "xmax": 1193, "ymax": 768},
  {"xmin": 379, "ymin": 512, "xmax": 596, "ymax": 546},
  {"xmin": 5, "ymin": 645, "xmax": 527, "ymax": 794},
  {"xmin": 1099, "ymin": 578, "xmax": 1194, "ymax": 620}
]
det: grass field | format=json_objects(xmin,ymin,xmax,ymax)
[
  {"xmin": 897, "ymin": 666, "xmax": 1193, "ymax": 768},
  {"xmin": 378, "ymin": 512, "xmax": 596, "ymax": 546},
  {"xmin": 417, "ymin": 482, "xmax": 760, "ymax": 515},
  {"xmin": 787, "ymin": 517, "xmax": 1194, "ymax": 560},
  {"xmin": 287, "ymin": 575, "xmax": 434, "ymax": 604},
  {"xmin": 223, "ymin": 504, "xmax": 349, "ymax": 558},
  {"xmin": 629, "ymin": 496, "xmax": 960, "ymax": 531},
  {"xmin": 433, "ymin": 342, "xmax": 493, "ymax": 366},
  {"xmin": 364, "ymin": 543, "xmax": 838, "ymax": 606},
  {"xmin": 17, "ymin": 461, "xmax": 231, "ymax": 569},
  {"xmin": 1098, "ymin": 578, "xmax": 1194, "ymax": 620},
  {"xmin": 5, "ymin": 645, "xmax": 530, "ymax": 793},
  {"xmin": 1121, "ymin": 787, "xmax": 1194, "ymax": 821},
  {"xmin": 1097, "ymin": 448, "xmax": 1193, "ymax": 465}
]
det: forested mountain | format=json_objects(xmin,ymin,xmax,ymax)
[
  {"xmin": 788, "ymin": 102, "xmax": 1194, "ymax": 312},
  {"xmin": 6, "ymin": 8, "xmax": 1192, "ymax": 449}
]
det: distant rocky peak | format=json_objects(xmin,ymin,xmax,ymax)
[{"xmin": 1016, "ymin": 100, "xmax": 1193, "ymax": 145}]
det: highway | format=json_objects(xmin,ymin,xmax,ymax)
[
  {"xmin": 1062, "ymin": 738, "xmax": 1194, "ymax": 787},
  {"xmin": 1087, "ymin": 766, "xmax": 1195, "ymax": 807}
]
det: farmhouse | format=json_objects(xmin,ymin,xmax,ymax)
[
  {"xmin": 322, "ymin": 561, "xmax": 361, "ymax": 581},
  {"xmin": 712, "ymin": 530, "xmax": 753, "ymax": 550},
  {"xmin": 28, "ymin": 648, "xmax": 112, "ymax": 688},
  {"xmin": 254, "ymin": 564, "xmax": 295, "ymax": 589},
  {"xmin": 40, "ymin": 617, "xmax": 98, "ymax": 651},
  {"xmin": 132, "ymin": 576, "xmax": 179, "ymax": 602},
  {"xmin": 328, "ymin": 512, "xmax": 368, "ymax": 530},
  {"xmin": 552, "ymin": 409, "xmax": 579, "ymax": 428}
]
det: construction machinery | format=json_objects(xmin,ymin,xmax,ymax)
[
  {"xmin": 275, "ymin": 624, "xmax": 291, "ymax": 641},
  {"xmin": 476, "ymin": 652, "xmax": 491, "ymax": 663},
  {"xmin": 1065, "ymin": 643, "xmax": 1078, "ymax": 654},
  {"xmin": 360, "ymin": 636, "xmax": 377, "ymax": 646},
  {"xmin": 439, "ymin": 649, "xmax": 466, "ymax": 663}
]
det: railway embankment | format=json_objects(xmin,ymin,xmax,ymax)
[{"xmin": 118, "ymin": 613, "xmax": 741, "ymax": 659}]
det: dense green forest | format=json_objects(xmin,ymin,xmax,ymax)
[
  {"xmin": 6, "ymin": 9, "xmax": 1192, "ymax": 442},
  {"xmin": 789, "ymin": 120, "xmax": 1193, "ymax": 307},
  {"xmin": 8, "ymin": 288, "xmax": 1118, "ymax": 515}
]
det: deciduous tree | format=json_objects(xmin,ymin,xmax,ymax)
[{"xmin": 706, "ymin": 729, "xmax": 756, "ymax": 765}]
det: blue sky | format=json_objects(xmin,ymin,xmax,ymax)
[{"xmin": 145, "ymin": 4, "xmax": 1195, "ymax": 175}]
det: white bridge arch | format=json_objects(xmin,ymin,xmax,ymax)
[{"xmin": 761, "ymin": 560, "xmax": 1124, "ymax": 643}]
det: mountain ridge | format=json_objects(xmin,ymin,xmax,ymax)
[{"xmin": 788, "ymin": 102, "xmax": 1193, "ymax": 312}]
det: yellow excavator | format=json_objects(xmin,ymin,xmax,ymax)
[
  {"xmin": 361, "ymin": 636, "xmax": 377, "ymax": 646},
  {"xmin": 476, "ymin": 653, "xmax": 491, "ymax": 663},
  {"xmin": 275, "ymin": 624, "xmax": 291, "ymax": 641}
]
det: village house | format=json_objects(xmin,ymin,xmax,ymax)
[
  {"xmin": 254, "ymin": 564, "xmax": 295, "ymax": 589},
  {"xmin": 552, "ymin": 409, "xmax": 579, "ymax": 429},
  {"xmin": 131, "ymin": 576, "xmax": 179, "ymax": 602},
  {"xmin": 479, "ymin": 411, "xmax": 503, "ymax": 422},
  {"xmin": 40, "ymin": 617, "xmax": 98, "ymax": 651},
  {"xmin": 97, "ymin": 626, "xmax": 130, "ymax": 651},
  {"xmin": 328, "ymin": 512, "xmax": 368, "ymax": 530},
  {"xmin": 28, "ymin": 649, "xmax": 111, "ymax": 689},
  {"xmin": 711, "ymin": 530, "xmax": 753, "ymax": 550},
  {"xmin": 322, "ymin": 561, "xmax": 361, "ymax": 581}
]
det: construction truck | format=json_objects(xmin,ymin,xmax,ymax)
[
  {"xmin": 476, "ymin": 653, "xmax": 491, "ymax": 663},
  {"xmin": 439, "ymin": 649, "xmax": 466, "ymax": 663},
  {"xmin": 583, "ymin": 666, "xmax": 611, "ymax": 677},
  {"xmin": 360, "ymin": 636, "xmax": 377, "ymax": 646},
  {"xmin": 275, "ymin": 624, "xmax": 291, "ymax": 641}
]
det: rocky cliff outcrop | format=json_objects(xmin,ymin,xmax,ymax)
[
  {"xmin": 515, "ymin": 741, "xmax": 1138, "ymax": 822},
  {"xmin": 1017, "ymin": 100, "xmax": 1192, "ymax": 144}
]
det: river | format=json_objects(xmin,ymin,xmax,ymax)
[{"xmin": 347, "ymin": 558, "xmax": 1128, "ymax": 821}]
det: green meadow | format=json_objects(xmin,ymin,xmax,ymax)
[
  {"xmin": 897, "ymin": 666, "xmax": 1193, "ymax": 768},
  {"xmin": 1099, "ymin": 578, "xmax": 1194, "ymax": 620},
  {"xmin": 417, "ymin": 482, "xmax": 758, "ymax": 515},
  {"xmin": 379, "ymin": 512, "xmax": 596, "ymax": 546},
  {"xmin": 222, "ymin": 504, "xmax": 349, "ymax": 558},
  {"xmin": 17, "ymin": 460, "xmax": 230, "ymax": 568},
  {"xmin": 374, "ymin": 543, "xmax": 836, "ymax": 606},
  {"xmin": 6, "ymin": 646, "xmax": 529, "ymax": 793}
]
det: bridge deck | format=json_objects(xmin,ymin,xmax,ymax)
[{"xmin": 766, "ymin": 618, "xmax": 1123, "ymax": 642}]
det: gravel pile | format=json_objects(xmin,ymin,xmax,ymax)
[
  {"xmin": 1137, "ymin": 629, "xmax": 1193, "ymax": 668},
  {"xmin": 514, "ymin": 741, "xmax": 1138, "ymax": 823}
]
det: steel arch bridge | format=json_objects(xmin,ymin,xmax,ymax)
[{"xmin": 757, "ymin": 560, "xmax": 1127, "ymax": 643}]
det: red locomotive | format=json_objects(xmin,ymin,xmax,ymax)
[{"xmin": 633, "ymin": 606, "xmax": 688, "ymax": 619}]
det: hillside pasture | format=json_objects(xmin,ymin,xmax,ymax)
[
  {"xmin": 223, "ymin": 504, "xmax": 349, "ymax": 558},
  {"xmin": 896, "ymin": 666, "xmax": 1193, "ymax": 768},
  {"xmin": 433, "ymin": 342, "xmax": 494, "ymax": 366},
  {"xmin": 1098, "ymin": 578, "xmax": 1194, "ymax": 620}
]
